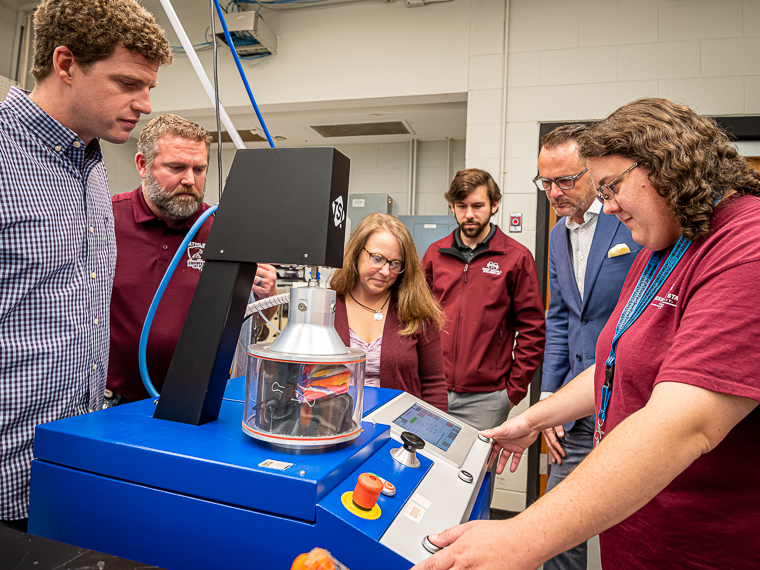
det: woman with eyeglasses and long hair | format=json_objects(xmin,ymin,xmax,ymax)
[
  {"xmin": 413, "ymin": 98, "xmax": 760, "ymax": 570},
  {"xmin": 330, "ymin": 213, "xmax": 447, "ymax": 411}
]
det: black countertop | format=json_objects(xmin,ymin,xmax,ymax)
[{"xmin": 1, "ymin": 524, "xmax": 166, "ymax": 570}]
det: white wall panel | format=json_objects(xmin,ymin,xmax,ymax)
[
  {"xmin": 507, "ymin": 52, "xmax": 540, "ymax": 88},
  {"xmin": 101, "ymin": 139, "xmax": 141, "ymax": 197},
  {"xmin": 576, "ymin": 80, "xmax": 658, "ymax": 119},
  {"xmin": 505, "ymin": 121, "xmax": 540, "ymax": 159},
  {"xmin": 509, "ymin": 14, "xmax": 578, "ymax": 53},
  {"xmin": 467, "ymin": 88, "xmax": 505, "ymax": 125},
  {"xmin": 469, "ymin": 0, "xmax": 507, "ymax": 56},
  {"xmin": 744, "ymin": 1, "xmax": 760, "ymax": 37},
  {"xmin": 540, "ymin": 46, "xmax": 618, "ymax": 86},
  {"xmin": 618, "ymin": 41, "xmax": 701, "ymax": 80},
  {"xmin": 746, "ymin": 76, "xmax": 760, "ymax": 113},
  {"xmin": 469, "ymin": 53, "xmax": 505, "ymax": 90},
  {"xmin": 0, "ymin": 4, "xmax": 16, "ymax": 80},
  {"xmin": 579, "ymin": 8, "xmax": 659, "ymax": 48},
  {"xmin": 701, "ymin": 37, "xmax": 760, "ymax": 77},
  {"xmin": 658, "ymin": 76, "xmax": 745, "ymax": 115},
  {"xmin": 659, "ymin": 2, "xmax": 743, "ymax": 41},
  {"xmin": 507, "ymin": 85, "xmax": 579, "ymax": 122}
]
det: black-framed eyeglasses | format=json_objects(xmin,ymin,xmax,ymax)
[
  {"xmin": 363, "ymin": 248, "xmax": 405, "ymax": 274},
  {"xmin": 596, "ymin": 162, "xmax": 638, "ymax": 204},
  {"xmin": 533, "ymin": 168, "xmax": 588, "ymax": 192}
]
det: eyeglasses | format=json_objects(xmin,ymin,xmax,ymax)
[
  {"xmin": 363, "ymin": 248, "xmax": 405, "ymax": 274},
  {"xmin": 533, "ymin": 168, "xmax": 588, "ymax": 192},
  {"xmin": 596, "ymin": 162, "xmax": 638, "ymax": 204}
]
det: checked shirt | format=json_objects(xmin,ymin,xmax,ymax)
[{"xmin": 0, "ymin": 87, "xmax": 116, "ymax": 520}]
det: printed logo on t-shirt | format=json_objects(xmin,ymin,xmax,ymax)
[
  {"xmin": 650, "ymin": 283, "xmax": 678, "ymax": 310},
  {"xmin": 187, "ymin": 241, "xmax": 206, "ymax": 271},
  {"xmin": 482, "ymin": 261, "xmax": 502, "ymax": 276}
]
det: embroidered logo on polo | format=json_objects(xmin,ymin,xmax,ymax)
[
  {"xmin": 482, "ymin": 261, "xmax": 502, "ymax": 276},
  {"xmin": 650, "ymin": 283, "xmax": 678, "ymax": 310},
  {"xmin": 187, "ymin": 241, "xmax": 206, "ymax": 271}
]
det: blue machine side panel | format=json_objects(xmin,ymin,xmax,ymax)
[
  {"xmin": 362, "ymin": 386, "xmax": 401, "ymax": 415},
  {"xmin": 32, "ymin": 399, "xmax": 389, "ymax": 522},
  {"xmin": 468, "ymin": 471, "xmax": 491, "ymax": 521},
  {"xmin": 223, "ymin": 375, "xmax": 246, "ymax": 402},
  {"xmin": 318, "ymin": 439, "xmax": 432, "ymax": 541},
  {"xmin": 29, "ymin": 461, "xmax": 411, "ymax": 570}
]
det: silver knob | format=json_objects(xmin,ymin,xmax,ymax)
[
  {"xmin": 422, "ymin": 535, "xmax": 442, "ymax": 554},
  {"xmin": 458, "ymin": 470, "xmax": 473, "ymax": 484}
]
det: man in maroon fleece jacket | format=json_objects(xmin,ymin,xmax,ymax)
[{"xmin": 422, "ymin": 168, "xmax": 545, "ymax": 431}]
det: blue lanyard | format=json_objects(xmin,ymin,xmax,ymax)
[{"xmin": 594, "ymin": 236, "xmax": 691, "ymax": 446}]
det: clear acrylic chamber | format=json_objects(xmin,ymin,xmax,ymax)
[{"xmin": 244, "ymin": 344, "xmax": 366, "ymax": 449}]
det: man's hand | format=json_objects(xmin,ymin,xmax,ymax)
[
  {"xmin": 480, "ymin": 415, "xmax": 541, "ymax": 475},
  {"xmin": 543, "ymin": 425, "xmax": 566, "ymax": 464},
  {"xmin": 252, "ymin": 263, "xmax": 277, "ymax": 298},
  {"xmin": 410, "ymin": 520, "xmax": 540, "ymax": 570}
]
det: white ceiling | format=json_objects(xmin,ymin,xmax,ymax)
[
  {"xmin": 136, "ymin": 0, "xmax": 468, "ymax": 147},
  {"xmin": 138, "ymin": 94, "xmax": 468, "ymax": 148}
]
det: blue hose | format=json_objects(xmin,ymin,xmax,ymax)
[
  {"xmin": 139, "ymin": 204, "xmax": 218, "ymax": 398},
  {"xmin": 212, "ymin": 0, "xmax": 275, "ymax": 148}
]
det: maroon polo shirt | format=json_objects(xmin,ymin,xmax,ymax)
[{"xmin": 107, "ymin": 187, "xmax": 213, "ymax": 401}]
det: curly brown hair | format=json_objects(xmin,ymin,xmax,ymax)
[
  {"xmin": 330, "ymin": 213, "xmax": 445, "ymax": 336},
  {"xmin": 578, "ymin": 98, "xmax": 760, "ymax": 241},
  {"xmin": 445, "ymin": 168, "xmax": 501, "ymax": 214},
  {"xmin": 32, "ymin": 0, "xmax": 173, "ymax": 82},
  {"xmin": 137, "ymin": 114, "xmax": 212, "ymax": 170}
]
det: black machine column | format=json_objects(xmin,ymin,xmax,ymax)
[{"xmin": 153, "ymin": 147, "xmax": 350, "ymax": 425}]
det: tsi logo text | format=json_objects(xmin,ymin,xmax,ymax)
[{"xmin": 332, "ymin": 196, "xmax": 345, "ymax": 228}]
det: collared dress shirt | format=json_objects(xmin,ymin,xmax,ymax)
[
  {"xmin": 540, "ymin": 200, "xmax": 603, "ymax": 403},
  {"xmin": 0, "ymin": 87, "xmax": 116, "ymax": 520},
  {"xmin": 565, "ymin": 199, "xmax": 602, "ymax": 301}
]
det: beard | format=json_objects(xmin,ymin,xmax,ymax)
[
  {"xmin": 143, "ymin": 168, "xmax": 205, "ymax": 221},
  {"xmin": 550, "ymin": 184, "xmax": 597, "ymax": 221},
  {"xmin": 458, "ymin": 218, "xmax": 489, "ymax": 239}
]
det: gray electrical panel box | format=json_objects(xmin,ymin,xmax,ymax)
[
  {"xmin": 398, "ymin": 215, "xmax": 459, "ymax": 259},
  {"xmin": 347, "ymin": 194, "xmax": 393, "ymax": 234}
]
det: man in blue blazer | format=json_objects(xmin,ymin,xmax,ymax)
[{"xmin": 536, "ymin": 125, "xmax": 641, "ymax": 570}]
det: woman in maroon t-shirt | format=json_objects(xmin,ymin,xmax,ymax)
[{"xmin": 412, "ymin": 98, "xmax": 760, "ymax": 570}]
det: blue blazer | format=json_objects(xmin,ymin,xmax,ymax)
[{"xmin": 541, "ymin": 212, "xmax": 641, "ymax": 429}]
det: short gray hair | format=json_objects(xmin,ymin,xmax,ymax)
[{"xmin": 540, "ymin": 124, "xmax": 589, "ymax": 151}]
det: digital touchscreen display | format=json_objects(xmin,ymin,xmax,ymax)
[{"xmin": 393, "ymin": 403, "xmax": 462, "ymax": 452}]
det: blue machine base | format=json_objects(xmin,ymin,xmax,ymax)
[{"xmin": 28, "ymin": 385, "xmax": 489, "ymax": 569}]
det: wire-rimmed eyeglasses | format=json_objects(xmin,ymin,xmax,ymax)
[
  {"xmin": 596, "ymin": 163, "xmax": 638, "ymax": 204},
  {"xmin": 533, "ymin": 168, "xmax": 588, "ymax": 192},
  {"xmin": 363, "ymin": 248, "xmax": 405, "ymax": 274}
]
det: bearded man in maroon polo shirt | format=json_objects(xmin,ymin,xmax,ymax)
[{"xmin": 106, "ymin": 115, "xmax": 277, "ymax": 404}]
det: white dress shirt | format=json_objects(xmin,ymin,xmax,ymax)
[{"xmin": 565, "ymin": 199, "xmax": 602, "ymax": 301}]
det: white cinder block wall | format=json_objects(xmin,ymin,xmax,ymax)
[{"xmin": 102, "ymin": 139, "xmax": 142, "ymax": 196}]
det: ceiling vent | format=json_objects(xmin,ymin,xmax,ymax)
[
  {"xmin": 209, "ymin": 130, "xmax": 268, "ymax": 144},
  {"xmin": 310, "ymin": 121, "xmax": 413, "ymax": 138}
]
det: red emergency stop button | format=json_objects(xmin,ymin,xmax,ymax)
[{"xmin": 352, "ymin": 473, "xmax": 383, "ymax": 510}]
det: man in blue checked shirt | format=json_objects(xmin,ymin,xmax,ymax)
[{"xmin": 0, "ymin": 0, "xmax": 172, "ymax": 530}]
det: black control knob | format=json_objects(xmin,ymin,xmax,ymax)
[{"xmin": 400, "ymin": 431, "xmax": 425, "ymax": 452}]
